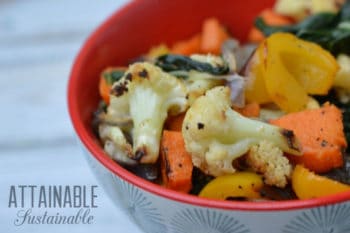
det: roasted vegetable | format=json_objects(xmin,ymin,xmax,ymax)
[
  {"xmin": 99, "ymin": 67, "xmax": 126, "ymax": 104},
  {"xmin": 271, "ymin": 104, "xmax": 347, "ymax": 173},
  {"xmin": 244, "ymin": 41, "xmax": 272, "ymax": 104},
  {"xmin": 183, "ymin": 69, "xmax": 225, "ymax": 105},
  {"xmin": 160, "ymin": 130, "xmax": 193, "ymax": 193},
  {"xmin": 199, "ymin": 172, "xmax": 263, "ymax": 200},
  {"xmin": 247, "ymin": 140, "xmax": 292, "ymax": 188},
  {"xmin": 334, "ymin": 54, "xmax": 350, "ymax": 90},
  {"xmin": 182, "ymin": 86, "xmax": 301, "ymax": 177},
  {"xmin": 274, "ymin": 0, "xmax": 310, "ymax": 21},
  {"xmin": 107, "ymin": 62, "xmax": 188, "ymax": 163},
  {"xmin": 234, "ymin": 102, "xmax": 260, "ymax": 118},
  {"xmin": 98, "ymin": 124, "xmax": 136, "ymax": 165},
  {"xmin": 256, "ymin": 1, "xmax": 350, "ymax": 55},
  {"xmin": 315, "ymin": 89, "xmax": 350, "ymax": 152},
  {"xmin": 156, "ymin": 54, "xmax": 229, "ymax": 105},
  {"xmin": 172, "ymin": 34, "xmax": 202, "ymax": 56},
  {"xmin": 245, "ymin": 33, "xmax": 338, "ymax": 112},
  {"xmin": 248, "ymin": 8, "xmax": 293, "ymax": 43},
  {"xmin": 155, "ymin": 54, "xmax": 229, "ymax": 75},
  {"xmin": 200, "ymin": 17, "xmax": 230, "ymax": 54},
  {"xmin": 274, "ymin": 0, "xmax": 341, "ymax": 21},
  {"xmin": 164, "ymin": 113, "xmax": 186, "ymax": 132},
  {"xmin": 292, "ymin": 164, "xmax": 350, "ymax": 199},
  {"xmin": 171, "ymin": 17, "xmax": 229, "ymax": 56}
]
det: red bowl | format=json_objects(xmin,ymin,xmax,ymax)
[{"xmin": 68, "ymin": 0, "xmax": 350, "ymax": 232}]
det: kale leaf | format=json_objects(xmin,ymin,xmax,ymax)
[
  {"xmin": 155, "ymin": 54, "xmax": 229, "ymax": 75},
  {"xmin": 255, "ymin": 0, "xmax": 350, "ymax": 55},
  {"xmin": 103, "ymin": 70, "xmax": 125, "ymax": 85}
]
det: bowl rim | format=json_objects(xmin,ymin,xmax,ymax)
[{"xmin": 68, "ymin": 0, "xmax": 350, "ymax": 211}]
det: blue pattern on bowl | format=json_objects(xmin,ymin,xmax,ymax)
[
  {"xmin": 170, "ymin": 208, "xmax": 250, "ymax": 233},
  {"xmin": 113, "ymin": 177, "xmax": 167, "ymax": 233},
  {"xmin": 282, "ymin": 203, "xmax": 350, "ymax": 233}
]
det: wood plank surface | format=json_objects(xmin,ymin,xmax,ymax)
[{"xmin": 0, "ymin": 1, "xmax": 143, "ymax": 232}]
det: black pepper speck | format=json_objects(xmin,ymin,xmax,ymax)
[{"xmin": 197, "ymin": 123, "xmax": 204, "ymax": 130}]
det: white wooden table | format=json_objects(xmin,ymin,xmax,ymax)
[{"xmin": 0, "ymin": 1, "xmax": 143, "ymax": 232}]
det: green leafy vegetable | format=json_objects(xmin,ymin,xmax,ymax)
[
  {"xmin": 255, "ymin": 0, "xmax": 350, "ymax": 55},
  {"xmin": 103, "ymin": 70, "xmax": 125, "ymax": 85},
  {"xmin": 155, "ymin": 54, "xmax": 229, "ymax": 75}
]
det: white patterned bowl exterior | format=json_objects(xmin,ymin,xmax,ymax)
[{"xmin": 80, "ymin": 141, "xmax": 350, "ymax": 233}]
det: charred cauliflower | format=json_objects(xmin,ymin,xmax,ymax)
[
  {"xmin": 184, "ymin": 70, "xmax": 224, "ymax": 105},
  {"xmin": 107, "ymin": 62, "xmax": 188, "ymax": 163},
  {"xmin": 247, "ymin": 140, "xmax": 292, "ymax": 188},
  {"xmin": 182, "ymin": 86, "xmax": 301, "ymax": 177},
  {"xmin": 99, "ymin": 124, "xmax": 136, "ymax": 165},
  {"xmin": 274, "ymin": 0, "xmax": 341, "ymax": 21}
]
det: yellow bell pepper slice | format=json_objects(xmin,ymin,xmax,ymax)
[
  {"xmin": 245, "ymin": 33, "xmax": 339, "ymax": 113},
  {"xmin": 273, "ymin": 33, "xmax": 338, "ymax": 95},
  {"xmin": 199, "ymin": 172, "xmax": 263, "ymax": 200},
  {"xmin": 245, "ymin": 42, "xmax": 272, "ymax": 104},
  {"xmin": 292, "ymin": 165, "xmax": 350, "ymax": 199}
]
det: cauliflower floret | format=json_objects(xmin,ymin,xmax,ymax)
[
  {"xmin": 333, "ymin": 54, "xmax": 350, "ymax": 103},
  {"xmin": 275, "ymin": 0, "xmax": 341, "ymax": 21},
  {"xmin": 274, "ymin": 0, "xmax": 311, "ymax": 21},
  {"xmin": 247, "ymin": 140, "xmax": 292, "ymax": 188},
  {"xmin": 184, "ymin": 70, "xmax": 224, "ymax": 105},
  {"xmin": 182, "ymin": 86, "xmax": 301, "ymax": 177},
  {"xmin": 310, "ymin": 0, "xmax": 340, "ymax": 14},
  {"xmin": 107, "ymin": 62, "xmax": 188, "ymax": 163},
  {"xmin": 99, "ymin": 124, "xmax": 136, "ymax": 165}
]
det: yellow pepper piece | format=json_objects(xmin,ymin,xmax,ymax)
[
  {"xmin": 245, "ymin": 42, "xmax": 272, "ymax": 104},
  {"xmin": 292, "ymin": 165, "xmax": 350, "ymax": 200},
  {"xmin": 275, "ymin": 34, "xmax": 338, "ymax": 95},
  {"xmin": 199, "ymin": 172, "xmax": 263, "ymax": 200},
  {"xmin": 245, "ymin": 33, "xmax": 339, "ymax": 113},
  {"xmin": 147, "ymin": 44, "xmax": 170, "ymax": 58}
]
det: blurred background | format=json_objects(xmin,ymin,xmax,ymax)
[{"xmin": 0, "ymin": 0, "xmax": 144, "ymax": 232}]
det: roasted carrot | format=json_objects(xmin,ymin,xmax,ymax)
[
  {"xmin": 248, "ymin": 9, "xmax": 293, "ymax": 43},
  {"xmin": 165, "ymin": 113, "xmax": 186, "ymax": 132},
  {"xmin": 98, "ymin": 67, "xmax": 126, "ymax": 104},
  {"xmin": 234, "ymin": 102, "xmax": 260, "ymax": 118},
  {"xmin": 171, "ymin": 34, "xmax": 202, "ymax": 55},
  {"xmin": 160, "ymin": 130, "xmax": 193, "ymax": 193},
  {"xmin": 270, "ymin": 104, "xmax": 347, "ymax": 173},
  {"xmin": 200, "ymin": 17, "xmax": 229, "ymax": 54},
  {"xmin": 99, "ymin": 74, "xmax": 112, "ymax": 104}
]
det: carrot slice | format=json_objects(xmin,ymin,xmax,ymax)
[
  {"xmin": 164, "ymin": 113, "xmax": 186, "ymax": 132},
  {"xmin": 234, "ymin": 102, "xmax": 260, "ymax": 118},
  {"xmin": 200, "ymin": 18, "xmax": 229, "ymax": 55},
  {"xmin": 270, "ymin": 104, "xmax": 347, "ymax": 173},
  {"xmin": 160, "ymin": 130, "xmax": 193, "ymax": 193},
  {"xmin": 99, "ymin": 74, "xmax": 112, "ymax": 104},
  {"xmin": 248, "ymin": 9, "xmax": 293, "ymax": 43},
  {"xmin": 171, "ymin": 34, "xmax": 202, "ymax": 55},
  {"xmin": 98, "ymin": 67, "xmax": 126, "ymax": 104}
]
